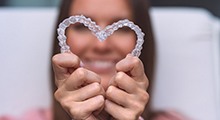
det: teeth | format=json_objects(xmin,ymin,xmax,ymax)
[{"xmin": 93, "ymin": 61, "xmax": 114, "ymax": 68}]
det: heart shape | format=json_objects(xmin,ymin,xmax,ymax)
[{"xmin": 57, "ymin": 15, "xmax": 145, "ymax": 57}]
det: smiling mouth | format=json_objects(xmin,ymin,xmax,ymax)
[{"xmin": 81, "ymin": 60, "xmax": 116, "ymax": 74}]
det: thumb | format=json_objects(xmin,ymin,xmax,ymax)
[
  {"xmin": 52, "ymin": 52, "xmax": 80, "ymax": 87},
  {"xmin": 116, "ymin": 54, "xmax": 145, "ymax": 79}
]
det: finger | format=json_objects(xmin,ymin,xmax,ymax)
[
  {"xmin": 105, "ymin": 100, "xmax": 138, "ymax": 120},
  {"xmin": 69, "ymin": 95, "xmax": 104, "ymax": 120},
  {"xmin": 54, "ymin": 84, "xmax": 104, "ymax": 119},
  {"xmin": 71, "ymin": 82, "xmax": 105, "ymax": 101},
  {"xmin": 106, "ymin": 81, "xmax": 149, "ymax": 113},
  {"xmin": 106, "ymin": 84, "xmax": 148, "ymax": 109},
  {"xmin": 109, "ymin": 72, "xmax": 139, "ymax": 93},
  {"xmin": 52, "ymin": 53, "xmax": 80, "ymax": 84},
  {"xmin": 106, "ymin": 85, "xmax": 131, "ymax": 107},
  {"xmin": 64, "ymin": 68, "xmax": 101, "ymax": 90},
  {"xmin": 104, "ymin": 99, "xmax": 125, "ymax": 119},
  {"xmin": 82, "ymin": 95, "xmax": 105, "ymax": 119},
  {"xmin": 115, "ymin": 54, "xmax": 149, "ymax": 89},
  {"xmin": 109, "ymin": 71, "xmax": 148, "ymax": 92},
  {"xmin": 116, "ymin": 54, "xmax": 145, "ymax": 80}
]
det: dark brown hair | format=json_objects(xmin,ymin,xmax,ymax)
[{"xmin": 51, "ymin": 0, "xmax": 155, "ymax": 119}]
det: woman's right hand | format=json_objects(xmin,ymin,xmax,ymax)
[{"xmin": 52, "ymin": 53, "xmax": 105, "ymax": 120}]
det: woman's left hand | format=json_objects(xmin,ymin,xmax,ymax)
[{"xmin": 104, "ymin": 54, "xmax": 149, "ymax": 120}]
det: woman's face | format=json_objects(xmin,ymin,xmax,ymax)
[{"xmin": 67, "ymin": 0, "xmax": 135, "ymax": 89}]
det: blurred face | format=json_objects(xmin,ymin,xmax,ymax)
[{"xmin": 67, "ymin": 0, "xmax": 135, "ymax": 89}]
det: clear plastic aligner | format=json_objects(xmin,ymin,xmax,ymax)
[{"xmin": 57, "ymin": 15, "xmax": 145, "ymax": 57}]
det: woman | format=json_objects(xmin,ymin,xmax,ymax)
[
  {"xmin": 0, "ymin": 0, "xmax": 189, "ymax": 120},
  {"xmin": 51, "ymin": 0, "xmax": 154, "ymax": 120}
]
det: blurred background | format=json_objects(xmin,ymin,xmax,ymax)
[
  {"xmin": 0, "ymin": 0, "xmax": 220, "ymax": 17},
  {"xmin": 0, "ymin": 0, "xmax": 59, "ymax": 7},
  {"xmin": 0, "ymin": 0, "xmax": 219, "ymax": 120}
]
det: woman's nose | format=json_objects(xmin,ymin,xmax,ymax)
[
  {"xmin": 92, "ymin": 35, "xmax": 112, "ymax": 54},
  {"xmin": 91, "ymin": 22, "xmax": 114, "ymax": 53},
  {"xmin": 94, "ymin": 37, "xmax": 109, "ymax": 49}
]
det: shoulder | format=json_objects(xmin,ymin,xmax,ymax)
[{"xmin": 150, "ymin": 110, "xmax": 192, "ymax": 120}]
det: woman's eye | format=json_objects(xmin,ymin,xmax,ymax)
[
  {"xmin": 117, "ymin": 27, "xmax": 132, "ymax": 33},
  {"xmin": 71, "ymin": 24, "xmax": 89, "ymax": 32}
]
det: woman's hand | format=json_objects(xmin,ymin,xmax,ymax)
[
  {"xmin": 52, "ymin": 53, "xmax": 105, "ymax": 120},
  {"xmin": 105, "ymin": 54, "xmax": 149, "ymax": 120}
]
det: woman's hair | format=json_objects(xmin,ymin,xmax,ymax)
[{"xmin": 51, "ymin": 0, "xmax": 155, "ymax": 119}]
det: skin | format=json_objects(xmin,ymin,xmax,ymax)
[{"xmin": 52, "ymin": 0, "xmax": 149, "ymax": 119}]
